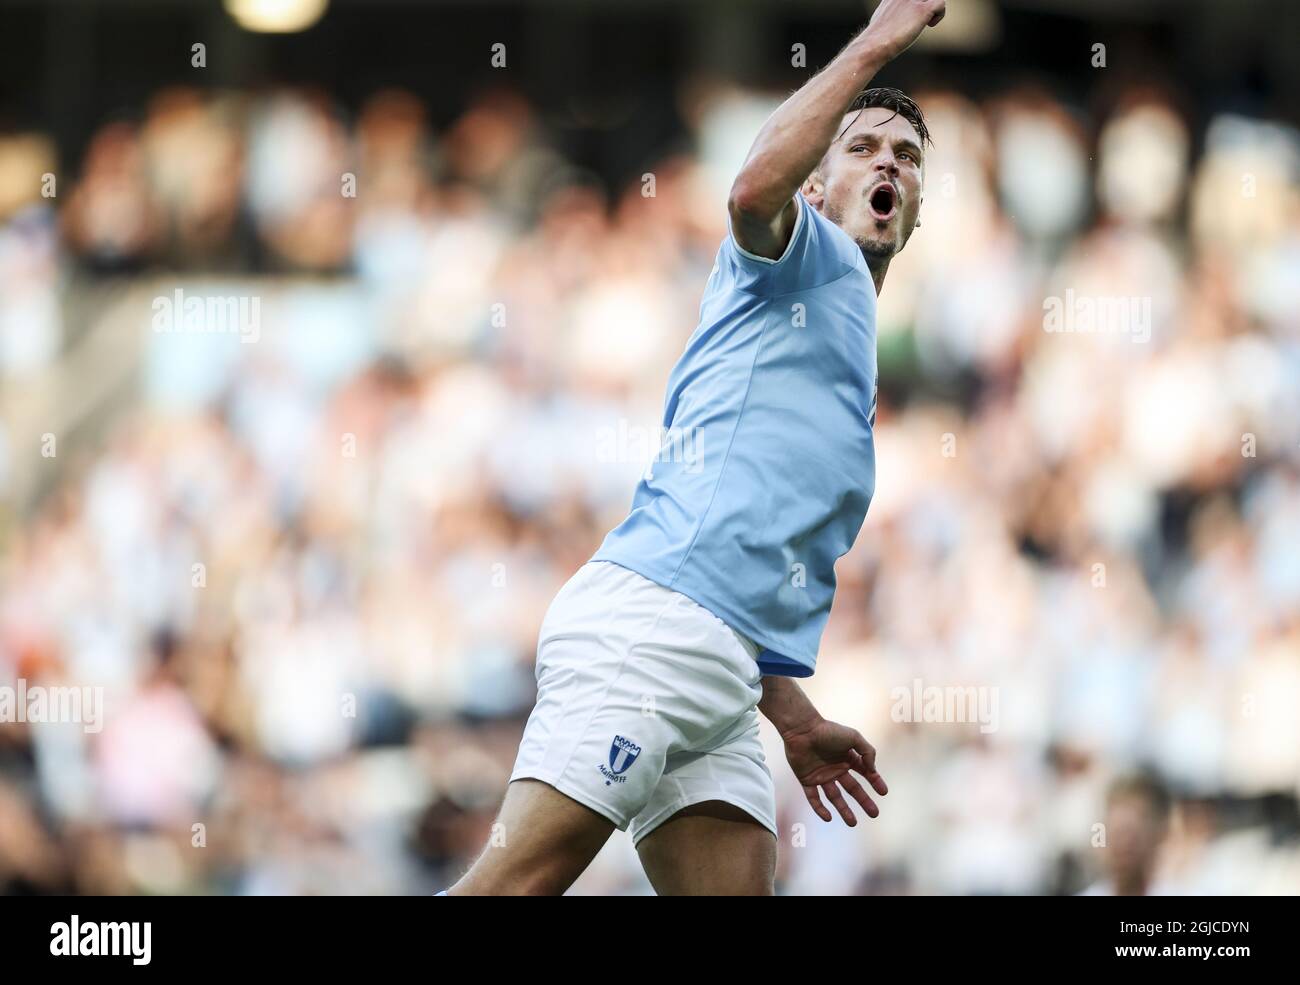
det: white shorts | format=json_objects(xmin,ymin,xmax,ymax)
[{"xmin": 510, "ymin": 561, "xmax": 777, "ymax": 844}]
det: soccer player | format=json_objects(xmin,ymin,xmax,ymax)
[{"xmin": 448, "ymin": 0, "xmax": 945, "ymax": 896}]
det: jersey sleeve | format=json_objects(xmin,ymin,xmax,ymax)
[{"xmin": 721, "ymin": 194, "xmax": 860, "ymax": 296}]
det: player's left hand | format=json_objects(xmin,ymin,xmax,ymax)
[{"xmin": 781, "ymin": 718, "xmax": 888, "ymax": 825}]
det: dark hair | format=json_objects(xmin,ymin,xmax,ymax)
[{"xmin": 843, "ymin": 87, "xmax": 932, "ymax": 148}]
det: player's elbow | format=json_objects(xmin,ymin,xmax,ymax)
[{"xmin": 728, "ymin": 177, "xmax": 772, "ymax": 226}]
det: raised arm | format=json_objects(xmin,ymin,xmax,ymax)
[{"xmin": 727, "ymin": 0, "xmax": 945, "ymax": 259}]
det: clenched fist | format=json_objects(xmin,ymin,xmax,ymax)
[{"xmin": 864, "ymin": 0, "xmax": 947, "ymax": 63}]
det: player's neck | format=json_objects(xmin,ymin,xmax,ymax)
[{"xmin": 864, "ymin": 253, "xmax": 890, "ymax": 295}]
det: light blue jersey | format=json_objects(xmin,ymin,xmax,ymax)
[{"xmin": 592, "ymin": 194, "xmax": 878, "ymax": 677}]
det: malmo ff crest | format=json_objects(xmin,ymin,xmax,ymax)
[{"xmin": 599, "ymin": 735, "xmax": 641, "ymax": 784}]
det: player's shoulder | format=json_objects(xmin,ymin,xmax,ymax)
[
  {"xmin": 720, "ymin": 194, "xmax": 863, "ymax": 296},
  {"xmin": 798, "ymin": 195, "xmax": 870, "ymax": 269}
]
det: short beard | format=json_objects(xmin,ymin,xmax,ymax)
[
  {"xmin": 856, "ymin": 236, "xmax": 896, "ymax": 259},
  {"xmin": 821, "ymin": 198, "xmax": 899, "ymax": 264}
]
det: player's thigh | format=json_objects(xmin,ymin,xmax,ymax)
[
  {"xmin": 448, "ymin": 778, "xmax": 615, "ymax": 896},
  {"xmin": 636, "ymin": 800, "xmax": 777, "ymax": 896},
  {"xmin": 632, "ymin": 723, "xmax": 778, "ymax": 896}
]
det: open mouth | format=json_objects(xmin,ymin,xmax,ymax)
[{"xmin": 868, "ymin": 182, "xmax": 898, "ymax": 222}]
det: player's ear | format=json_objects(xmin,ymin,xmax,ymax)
[{"xmin": 802, "ymin": 171, "xmax": 826, "ymax": 211}]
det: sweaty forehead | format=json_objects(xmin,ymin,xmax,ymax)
[{"xmin": 836, "ymin": 106, "xmax": 923, "ymax": 147}]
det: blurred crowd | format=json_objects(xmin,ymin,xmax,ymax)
[{"xmin": 1, "ymin": 74, "xmax": 1298, "ymax": 895}]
